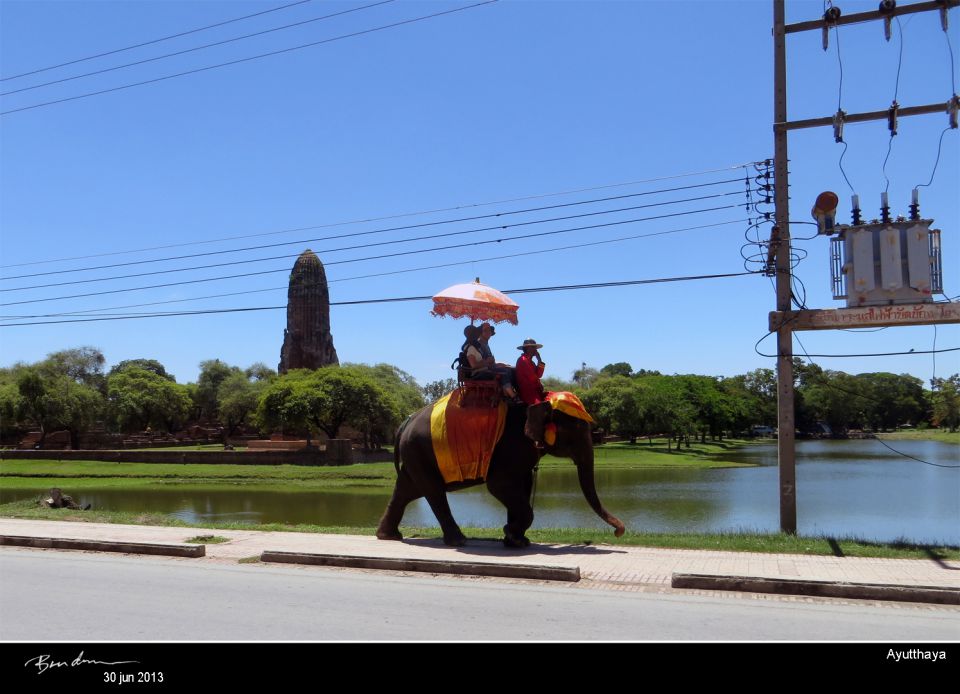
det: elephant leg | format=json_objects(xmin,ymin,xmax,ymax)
[
  {"xmin": 424, "ymin": 492, "xmax": 467, "ymax": 547},
  {"xmin": 376, "ymin": 470, "xmax": 421, "ymax": 541},
  {"xmin": 487, "ymin": 477, "xmax": 534, "ymax": 549}
]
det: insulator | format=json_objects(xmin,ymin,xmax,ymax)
[{"xmin": 879, "ymin": 1, "xmax": 896, "ymax": 41}]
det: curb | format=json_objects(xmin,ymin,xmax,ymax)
[
  {"xmin": 671, "ymin": 572, "xmax": 960, "ymax": 605},
  {"xmin": 260, "ymin": 551, "xmax": 581, "ymax": 582},
  {"xmin": 0, "ymin": 535, "xmax": 205, "ymax": 558}
]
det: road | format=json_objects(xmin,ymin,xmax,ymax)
[{"xmin": 2, "ymin": 548, "xmax": 957, "ymax": 641}]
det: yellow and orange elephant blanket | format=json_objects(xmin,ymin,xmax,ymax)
[
  {"xmin": 545, "ymin": 391, "xmax": 594, "ymax": 423},
  {"xmin": 430, "ymin": 390, "xmax": 507, "ymax": 483}
]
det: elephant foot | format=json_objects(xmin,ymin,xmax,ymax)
[
  {"xmin": 376, "ymin": 528, "xmax": 403, "ymax": 541},
  {"xmin": 502, "ymin": 527, "xmax": 531, "ymax": 549},
  {"xmin": 443, "ymin": 530, "xmax": 467, "ymax": 547}
]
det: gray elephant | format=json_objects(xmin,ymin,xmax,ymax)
[{"xmin": 376, "ymin": 398, "xmax": 625, "ymax": 548}]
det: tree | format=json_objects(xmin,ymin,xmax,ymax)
[
  {"xmin": 257, "ymin": 367, "xmax": 400, "ymax": 441},
  {"xmin": 43, "ymin": 346, "xmax": 106, "ymax": 390},
  {"xmin": 572, "ymin": 363, "xmax": 600, "ymax": 390},
  {"xmin": 244, "ymin": 362, "xmax": 277, "ymax": 382},
  {"xmin": 541, "ymin": 376, "xmax": 576, "ymax": 392},
  {"xmin": 579, "ymin": 376, "xmax": 645, "ymax": 443},
  {"xmin": 107, "ymin": 368, "xmax": 192, "ymax": 433},
  {"xmin": 218, "ymin": 372, "xmax": 264, "ymax": 436},
  {"xmin": 14, "ymin": 367, "xmax": 103, "ymax": 447},
  {"xmin": 600, "ymin": 362, "xmax": 633, "ymax": 378},
  {"xmin": 799, "ymin": 370, "xmax": 867, "ymax": 433},
  {"xmin": 422, "ymin": 378, "xmax": 458, "ymax": 403},
  {"xmin": 635, "ymin": 375, "xmax": 697, "ymax": 451},
  {"xmin": 109, "ymin": 358, "xmax": 175, "ymax": 382},
  {"xmin": 346, "ymin": 363, "xmax": 425, "ymax": 416},
  {"xmin": 196, "ymin": 359, "xmax": 240, "ymax": 421},
  {"xmin": 930, "ymin": 375, "xmax": 960, "ymax": 432},
  {"xmin": 856, "ymin": 372, "xmax": 925, "ymax": 431}
]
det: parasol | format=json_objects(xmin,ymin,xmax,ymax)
[{"xmin": 431, "ymin": 278, "xmax": 519, "ymax": 325}]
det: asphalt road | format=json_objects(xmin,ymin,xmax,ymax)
[{"xmin": 2, "ymin": 548, "xmax": 958, "ymax": 641}]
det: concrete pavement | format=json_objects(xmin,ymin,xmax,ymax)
[{"xmin": 1, "ymin": 517, "xmax": 958, "ymax": 605}]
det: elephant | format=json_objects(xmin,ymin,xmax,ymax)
[{"xmin": 376, "ymin": 398, "xmax": 625, "ymax": 548}]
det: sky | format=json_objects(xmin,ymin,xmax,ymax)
[{"xmin": 0, "ymin": 0, "xmax": 957, "ymax": 388}]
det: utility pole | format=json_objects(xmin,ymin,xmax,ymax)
[
  {"xmin": 770, "ymin": 0, "xmax": 959, "ymax": 535},
  {"xmin": 772, "ymin": 0, "xmax": 796, "ymax": 533}
]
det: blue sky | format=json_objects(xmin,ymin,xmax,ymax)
[{"xmin": 1, "ymin": 0, "xmax": 957, "ymax": 387}]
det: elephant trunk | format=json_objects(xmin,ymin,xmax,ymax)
[{"xmin": 574, "ymin": 444, "xmax": 625, "ymax": 537}]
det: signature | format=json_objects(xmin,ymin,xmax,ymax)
[{"xmin": 24, "ymin": 651, "xmax": 140, "ymax": 675}]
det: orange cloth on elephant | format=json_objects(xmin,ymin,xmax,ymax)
[
  {"xmin": 545, "ymin": 391, "xmax": 594, "ymax": 424},
  {"xmin": 430, "ymin": 390, "xmax": 507, "ymax": 483}
]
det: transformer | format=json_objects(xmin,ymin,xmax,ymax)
[{"xmin": 829, "ymin": 219, "xmax": 943, "ymax": 307}]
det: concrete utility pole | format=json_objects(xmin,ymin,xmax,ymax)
[
  {"xmin": 770, "ymin": 0, "xmax": 959, "ymax": 534},
  {"xmin": 772, "ymin": 0, "xmax": 796, "ymax": 533}
]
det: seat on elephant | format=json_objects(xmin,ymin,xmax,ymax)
[
  {"xmin": 429, "ymin": 389, "xmax": 508, "ymax": 483},
  {"xmin": 457, "ymin": 378, "xmax": 502, "ymax": 408}
]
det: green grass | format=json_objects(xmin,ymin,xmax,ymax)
[
  {"xmin": 185, "ymin": 535, "xmax": 230, "ymax": 544},
  {"xmin": 0, "ymin": 441, "xmax": 757, "ymax": 490},
  {"xmin": 0, "ymin": 459, "xmax": 398, "ymax": 486},
  {"xmin": 0, "ymin": 499, "xmax": 954, "ymax": 560},
  {"xmin": 875, "ymin": 429, "xmax": 960, "ymax": 444},
  {"xmin": 570, "ymin": 438, "xmax": 757, "ymax": 469}
]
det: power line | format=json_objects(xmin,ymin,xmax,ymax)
[
  {"xmin": 0, "ymin": 1, "xmax": 397, "ymax": 97},
  {"xmin": 881, "ymin": 16, "xmax": 904, "ymax": 195},
  {"xmin": 0, "ymin": 178, "xmax": 744, "ymax": 281},
  {"xmin": 2, "ymin": 191, "xmax": 745, "ymax": 291},
  {"xmin": 792, "ymin": 333, "xmax": 960, "ymax": 470},
  {"xmin": 0, "ymin": 218, "xmax": 748, "ymax": 320},
  {"xmin": 0, "ymin": 160, "xmax": 766, "ymax": 269},
  {"xmin": 0, "ymin": 203, "xmax": 748, "ymax": 307},
  {"xmin": 0, "ymin": 0, "xmax": 313, "ymax": 82},
  {"xmin": 755, "ymin": 334, "xmax": 959, "ymax": 358},
  {"xmin": 0, "ymin": 271, "xmax": 759, "ymax": 327},
  {"xmin": 0, "ymin": 1, "xmax": 499, "ymax": 116}
]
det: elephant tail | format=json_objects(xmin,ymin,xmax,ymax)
[{"xmin": 393, "ymin": 414, "xmax": 413, "ymax": 475}]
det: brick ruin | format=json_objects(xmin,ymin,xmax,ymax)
[{"xmin": 278, "ymin": 249, "xmax": 339, "ymax": 373}]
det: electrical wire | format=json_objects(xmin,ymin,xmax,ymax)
[
  {"xmin": 755, "ymin": 341, "xmax": 958, "ymax": 358},
  {"xmin": 792, "ymin": 333, "xmax": 960, "ymax": 469},
  {"xmin": 0, "ymin": 1, "xmax": 499, "ymax": 116},
  {"xmin": 932, "ymin": 323, "xmax": 938, "ymax": 383},
  {"xmin": 881, "ymin": 17, "xmax": 904, "ymax": 195},
  {"xmin": 915, "ymin": 126, "xmax": 954, "ymax": 190},
  {"xmin": 0, "ymin": 161, "xmax": 767, "ymax": 270},
  {"xmin": 829, "ymin": 7, "xmax": 857, "ymax": 194},
  {"xmin": 0, "ymin": 0, "xmax": 313, "ymax": 82},
  {"xmin": 0, "ymin": 218, "xmax": 749, "ymax": 320},
  {"xmin": 0, "ymin": 203, "xmax": 750, "ymax": 307},
  {"xmin": 0, "ymin": 178, "xmax": 745, "ymax": 281},
  {"xmin": 2, "ymin": 193, "xmax": 745, "ymax": 292},
  {"xmin": 0, "ymin": 270, "xmax": 760, "ymax": 327},
  {"xmin": 0, "ymin": 1, "xmax": 396, "ymax": 97}
]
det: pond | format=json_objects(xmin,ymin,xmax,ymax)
[{"xmin": 3, "ymin": 439, "xmax": 957, "ymax": 544}]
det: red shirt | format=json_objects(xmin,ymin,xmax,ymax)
[{"xmin": 515, "ymin": 353, "xmax": 546, "ymax": 405}]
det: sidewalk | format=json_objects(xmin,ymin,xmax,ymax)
[{"xmin": 1, "ymin": 518, "xmax": 958, "ymax": 604}]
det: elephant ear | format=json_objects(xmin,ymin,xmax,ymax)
[{"xmin": 524, "ymin": 401, "xmax": 553, "ymax": 443}]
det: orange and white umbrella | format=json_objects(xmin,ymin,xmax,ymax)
[{"xmin": 431, "ymin": 278, "xmax": 519, "ymax": 325}]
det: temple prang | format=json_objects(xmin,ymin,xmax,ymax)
[{"xmin": 278, "ymin": 249, "xmax": 338, "ymax": 373}]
